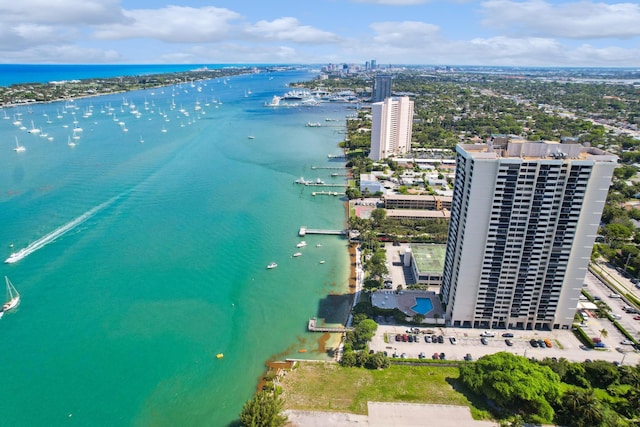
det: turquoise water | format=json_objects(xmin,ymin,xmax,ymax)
[
  {"xmin": 412, "ymin": 297, "xmax": 434, "ymax": 315},
  {"xmin": 0, "ymin": 70, "xmax": 352, "ymax": 426}
]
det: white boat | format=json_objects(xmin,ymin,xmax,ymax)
[
  {"xmin": 319, "ymin": 260, "xmax": 325, "ymax": 264},
  {"xmin": 264, "ymin": 96, "xmax": 282, "ymax": 107},
  {"xmin": 28, "ymin": 120, "xmax": 40, "ymax": 134},
  {"xmin": 305, "ymin": 121, "xmax": 321, "ymax": 127},
  {"xmin": 67, "ymin": 136, "xmax": 76, "ymax": 147},
  {"xmin": 316, "ymin": 244, "xmax": 322, "ymax": 247},
  {"xmin": 295, "ymin": 177, "xmax": 309, "ymax": 185},
  {"xmin": 266, "ymin": 262, "xmax": 278, "ymax": 269},
  {"xmin": 13, "ymin": 136, "xmax": 25, "ymax": 152},
  {"xmin": 296, "ymin": 241, "xmax": 307, "ymax": 248},
  {"xmin": 3, "ymin": 276, "xmax": 20, "ymax": 312},
  {"xmin": 292, "ymin": 252, "xmax": 302, "ymax": 257}
]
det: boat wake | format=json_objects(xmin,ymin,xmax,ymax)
[{"xmin": 5, "ymin": 193, "xmax": 124, "ymax": 264}]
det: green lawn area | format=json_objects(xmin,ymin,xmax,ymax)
[{"xmin": 280, "ymin": 361, "xmax": 478, "ymax": 415}]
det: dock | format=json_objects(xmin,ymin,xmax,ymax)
[
  {"xmin": 304, "ymin": 183, "xmax": 347, "ymax": 187},
  {"xmin": 311, "ymin": 166, "xmax": 346, "ymax": 170},
  {"xmin": 308, "ymin": 317, "xmax": 352, "ymax": 333},
  {"xmin": 312, "ymin": 191, "xmax": 345, "ymax": 196},
  {"xmin": 299, "ymin": 226, "xmax": 347, "ymax": 236}
]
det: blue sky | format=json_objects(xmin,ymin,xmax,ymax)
[{"xmin": 1, "ymin": 0, "xmax": 639, "ymax": 66}]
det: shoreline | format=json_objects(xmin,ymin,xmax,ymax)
[{"xmin": 0, "ymin": 67, "xmax": 266, "ymax": 108}]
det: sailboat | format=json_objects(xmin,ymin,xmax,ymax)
[
  {"xmin": 3, "ymin": 276, "xmax": 20, "ymax": 312},
  {"xmin": 67, "ymin": 135, "xmax": 76, "ymax": 147},
  {"xmin": 13, "ymin": 136, "xmax": 25, "ymax": 152}
]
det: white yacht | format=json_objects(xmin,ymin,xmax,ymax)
[{"xmin": 266, "ymin": 262, "xmax": 278, "ymax": 269}]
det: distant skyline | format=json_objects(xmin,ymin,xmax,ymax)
[{"xmin": 1, "ymin": 0, "xmax": 639, "ymax": 67}]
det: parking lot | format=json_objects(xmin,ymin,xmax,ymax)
[{"xmin": 369, "ymin": 324, "xmax": 640, "ymax": 365}]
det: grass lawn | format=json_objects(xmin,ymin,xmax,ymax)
[{"xmin": 279, "ymin": 361, "xmax": 477, "ymax": 415}]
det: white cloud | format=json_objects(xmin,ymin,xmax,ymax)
[
  {"xmin": 370, "ymin": 21, "xmax": 441, "ymax": 47},
  {"xmin": 481, "ymin": 0, "xmax": 640, "ymax": 39},
  {"xmin": 0, "ymin": 0, "xmax": 127, "ymax": 25},
  {"xmin": 0, "ymin": 44, "xmax": 121, "ymax": 64},
  {"xmin": 245, "ymin": 18, "xmax": 341, "ymax": 44},
  {"xmin": 352, "ymin": 0, "xmax": 431, "ymax": 4},
  {"xmin": 93, "ymin": 6, "xmax": 241, "ymax": 43}
]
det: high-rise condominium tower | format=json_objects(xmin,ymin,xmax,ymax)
[
  {"xmin": 441, "ymin": 140, "xmax": 617, "ymax": 330},
  {"xmin": 369, "ymin": 96, "xmax": 414, "ymax": 161},
  {"xmin": 372, "ymin": 75, "xmax": 392, "ymax": 102}
]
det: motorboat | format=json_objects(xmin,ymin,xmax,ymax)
[
  {"xmin": 296, "ymin": 241, "xmax": 307, "ymax": 248},
  {"xmin": 292, "ymin": 252, "xmax": 302, "ymax": 257},
  {"xmin": 266, "ymin": 262, "xmax": 278, "ymax": 269}
]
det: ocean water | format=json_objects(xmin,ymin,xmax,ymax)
[{"xmin": 0, "ymin": 69, "xmax": 352, "ymax": 426}]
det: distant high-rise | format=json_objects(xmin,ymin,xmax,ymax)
[
  {"xmin": 372, "ymin": 75, "xmax": 392, "ymax": 102},
  {"xmin": 371, "ymin": 59, "xmax": 377, "ymax": 70},
  {"xmin": 441, "ymin": 140, "xmax": 617, "ymax": 330},
  {"xmin": 369, "ymin": 96, "xmax": 414, "ymax": 161}
]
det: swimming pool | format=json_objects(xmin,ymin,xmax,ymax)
[{"xmin": 412, "ymin": 297, "xmax": 433, "ymax": 315}]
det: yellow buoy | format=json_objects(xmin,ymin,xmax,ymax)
[{"xmin": 216, "ymin": 353, "xmax": 224, "ymax": 359}]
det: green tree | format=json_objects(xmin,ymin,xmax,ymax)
[
  {"xmin": 340, "ymin": 351, "xmax": 357, "ymax": 367},
  {"xmin": 345, "ymin": 319, "xmax": 378, "ymax": 350},
  {"xmin": 371, "ymin": 208, "xmax": 387, "ymax": 226},
  {"xmin": 239, "ymin": 391, "xmax": 288, "ymax": 427},
  {"xmin": 365, "ymin": 351, "xmax": 390, "ymax": 369},
  {"xmin": 556, "ymin": 389, "xmax": 604, "ymax": 427},
  {"xmin": 460, "ymin": 352, "xmax": 560, "ymax": 422}
]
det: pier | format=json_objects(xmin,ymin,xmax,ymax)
[
  {"xmin": 327, "ymin": 154, "xmax": 346, "ymax": 159},
  {"xmin": 304, "ymin": 183, "xmax": 347, "ymax": 187},
  {"xmin": 312, "ymin": 191, "xmax": 345, "ymax": 196},
  {"xmin": 311, "ymin": 166, "xmax": 346, "ymax": 170},
  {"xmin": 308, "ymin": 317, "xmax": 352, "ymax": 333},
  {"xmin": 299, "ymin": 226, "xmax": 347, "ymax": 236}
]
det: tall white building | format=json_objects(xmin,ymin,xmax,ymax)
[
  {"xmin": 369, "ymin": 96, "xmax": 414, "ymax": 161},
  {"xmin": 441, "ymin": 140, "xmax": 617, "ymax": 330}
]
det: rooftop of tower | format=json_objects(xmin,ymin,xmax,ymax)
[{"xmin": 458, "ymin": 139, "xmax": 618, "ymax": 163}]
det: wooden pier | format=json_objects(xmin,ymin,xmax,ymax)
[{"xmin": 308, "ymin": 317, "xmax": 352, "ymax": 333}]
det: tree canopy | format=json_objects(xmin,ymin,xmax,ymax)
[{"xmin": 460, "ymin": 352, "xmax": 560, "ymax": 423}]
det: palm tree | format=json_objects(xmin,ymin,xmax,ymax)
[
  {"xmin": 599, "ymin": 328, "xmax": 609, "ymax": 339},
  {"xmin": 558, "ymin": 389, "xmax": 604, "ymax": 427}
]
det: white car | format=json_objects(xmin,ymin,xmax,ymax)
[
  {"xmin": 621, "ymin": 340, "xmax": 635, "ymax": 345},
  {"xmin": 480, "ymin": 331, "xmax": 496, "ymax": 337}
]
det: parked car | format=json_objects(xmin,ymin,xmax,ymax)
[
  {"xmin": 537, "ymin": 339, "xmax": 546, "ymax": 348},
  {"xmin": 610, "ymin": 293, "xmax": 622, "ymax": 299},
  {"xmin": 634, "ymin": 316, "xmax": 640, "ymax": 321},
  {"xmin": 544, "ymin": 339, "xmax": 552, "ymax": 348},
  {"xmin": 594, "ymin": 342, "xmax": 607, "ymax": 349},
  {"xmin": 464, "ymin": 353, "xmax": 473, "ymax": 361},
  {"xmin": 621, "ymin": 340, "xmax": 635, "ymax": 345},
  {"xmin": 505, "ymin": 339, "xmax": 513, "ymax": 346},
  {"xmin": 530, "ymin": 339, "xmax": 539, "ymax": 348},
  {"xmin": 395, "ymin": 334, "xmax": 402, "ymax": 342},
  {"xmin": 502, "ymin": 333, "xmax": 514, "ymax": 338},
  {"xmin": 407, "ymin": 335, "xmax": 414, "ymax": 343},
  {"xmin": 432, "ymin": 352, "xmax": 440, "ymax": 360},
  {"xmin": 439, "ymin": 352, "xmax": 446, "ymax": 360},
  {"xmin": 437, "ymin": 335, "xmax": 444, "ymax": 343},
  {"xmin": 481, "ymin": 331, "xmax": 496, "ymax": 337},
  {"xmin": 424, "ymin": 335, "xmax": 432, "ymax": 343},
  {"xmin": 418, "ymin": 352, "xmax": 426, "ymax": 359},
  {"xmin": 449, "ymin": 337, "xmax": 457, "ymax": 345},
  {"xmin": 481, "ymin": 337, "xmax": 488, "ymax": 345}
]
